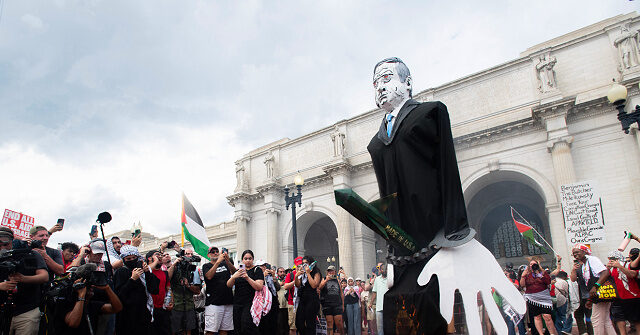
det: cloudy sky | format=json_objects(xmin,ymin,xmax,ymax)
[{"xmin": 0, "ymin": 1, "xmax": 636, "ymax": 247}]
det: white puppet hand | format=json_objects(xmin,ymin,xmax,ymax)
[{"xmin": 417, "ymin": 239, "xmax": 526, "ymax": 335}]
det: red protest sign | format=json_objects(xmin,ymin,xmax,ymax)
[{"xmin": 1, "ymin": 209, "xmax": 36, "ymax": 240}]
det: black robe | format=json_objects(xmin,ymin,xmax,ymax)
[
  {"xmin": 113, "ymin": 266, "xmax": 160, "ymax": 335},
  {"xmin": 367, "ymin": 100, "xmax": 469, "ymax": 334},
  {"xmin": 367, "ymin": 100, "xmax": 469, "ymax": 255}
]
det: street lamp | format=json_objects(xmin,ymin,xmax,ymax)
[
  {"xmin": 607, "ymin": 80, "xmax": 640, "ymax": 134},
  {"xmin": 284, "ymin": 172, "xmax": 304, "ymax": 258}
]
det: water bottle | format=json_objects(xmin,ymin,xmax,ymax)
[{"xmin": 163, "ymin": 288, "xmax": 172, "ymax": 309}]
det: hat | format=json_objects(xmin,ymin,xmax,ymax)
[
  {"xmin": 89, "ymin": 239, "xmax": 107, "ymax": 254},
  {"xmin": 119, "ymin": 245, "xmax": 141, "ymax": 259},
  {"xmin": 572, "ymin": 243, "xmax": 591, "ymax": 255},
  {"xmin": 0, "ymin": 227, "xmax": 14, "ymax": 240},
  {"xmin": 254, "ymin": 259, "xmax": 266, "ymax": 266},
  {"xmin": 355, "ymin": 277, "xmax": 362, "ymax": 282},
  {"xmin": 294, "ymin": 256, "xmax": 303, "ymax": 266},
  {"xmin": 208, "ymin": 246, "xmax": 219, "ymax": 253},
  {"xmin": 327, "ymin": 265, "xmax": 336, "ymax": 271},
  {"xmin": 608, "ymin": 250, "xmax": 624, "ymax": 261}
]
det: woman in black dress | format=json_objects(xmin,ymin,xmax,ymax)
[
  {"xmin": 227, "ymin": 250, "xmax": 264, "ymax": 335},
  {"xmin": 294, "ymin": 255, "xmax": 322, "ymax": 335}
]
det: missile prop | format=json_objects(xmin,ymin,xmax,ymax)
[{"xmin": 334, "ymin": 188, "xmax": 417, "ymax": 253}]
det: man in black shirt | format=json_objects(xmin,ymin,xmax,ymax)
[
  {"xmin": 0, "ymin": 227, "xmax": 49, "ymax": 335},
  {"xmin": 54, "ymin": 263, "xmax": 123, "ymax": 335},
  {"xmin": 29, "ymin": 225, "xmax": 64, "ymax": 280},
  {"xmin": 202, "ymin": 246, "xmax": 236, "ymax": 335},
  {"xmin": 319, "ymin": 265, "xmax": 344, "ymax": 335}
]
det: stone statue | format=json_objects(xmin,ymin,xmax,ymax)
[
  {"xmin": 330, "ymin": 125, "xmax": 346, "ymax": 157},
  {"xmin": 235, "ymin": 162, "xmax": 246, "ymax": 191},
  {"xmin": 535, "ymin": 53, "xmax": 558, "ymax": 92},
  {"xmin": 614, "ymin": 25, "xmax": 640, "ymax": 70},
  {"xmin": 264, "ymin": 151, "xmax": 275, "ymax": 179},
  {"xmin": 339, "ymin": 57, "xmax": 525, "ymax": 334}
]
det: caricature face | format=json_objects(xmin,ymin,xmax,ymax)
[{"xmin": 373, "ymin": 62, "xmax": 410, "ymax": 112}]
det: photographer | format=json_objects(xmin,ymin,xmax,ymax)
[
  {"xmin": 113, "ymin": 245, "xmax": 160, "ymax": 335},
  {"xmin": 294, "ymin": 255, "xmax": 321, "ymax": 335},
  {"xmin": 29, "ymin": 225, "xmax": 64, "ymax": 279},
  {"xmin": 227, "ymin": 249, "xmax": 264, "ymax": 335},
  {"xmin": 202, "ymin": 246, "xmax": 236, "ymax": 335},
  {"xmin": 146, "ymin": 250, "xmax": 172, "ymax": 335},
  {"xmin": 257, "ymin": 261, "xmax": 280, "ymax": 334},
  {"xmin": 168, "ymin": 249, "xmax": 202, "ymax": 335},
  {"xmin": 520, "ymin": 257, "xmax": 558, "ymax": 335},
  {"xmin": 0, "ymin": 226, "xmax": 48, "ymax": 335},
  {"xmin": 53, "ymin": 263, "xmax": 123, "ymax": 335}
]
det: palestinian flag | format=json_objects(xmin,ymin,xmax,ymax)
[
  {"xmin": 181, "ymin": 193, "xmax": 211, "ymax": 258},
  {"xmin": 510, "ymin": 207, "xmax": 551, "ymax": 254}
]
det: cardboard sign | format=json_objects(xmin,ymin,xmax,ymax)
[
  {"xmin": 1, "ymin": 209, "xmax": 36, "ymax": 240},
  {"xmin": 560, "ymin": 181, "xmax": 606, "ymax": 245}
]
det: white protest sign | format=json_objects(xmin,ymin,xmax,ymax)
[{"xmin": 560, "ymin": 181, "xmax": 605, "ymax": 244}]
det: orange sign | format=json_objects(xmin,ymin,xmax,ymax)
[{"xmin": 1, "ymin": 209, "xmax": 36, "ymax": 240}]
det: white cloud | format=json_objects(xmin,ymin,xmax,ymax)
[{"xmin": 0, "ymin": 0, "xmax": 636, "ymax": 248}]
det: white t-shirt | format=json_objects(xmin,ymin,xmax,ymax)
[{"xmin": 580, "ymin": 255, "xmax": 607, "ymax": 285}]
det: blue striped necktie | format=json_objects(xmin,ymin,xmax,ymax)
[{"xmin": 386, "ymin": 114, "xmax": 394, "ymax": 137}]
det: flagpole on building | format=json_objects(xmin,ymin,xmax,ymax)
[{"xmin": 510, "ymin": 206, "xmax": 558, "ymax": 256}]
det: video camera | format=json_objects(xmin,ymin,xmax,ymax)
[
  {"xmin": 174, "ymin": 249, "xmax": 201, "ymax": 284},
  {"xmin": 47, "ymin": 263, "xmax": 108, "ymax": 300},
  {"xmin": 0, "ymin": 248, "xmax": 37, "ymax": 281}
]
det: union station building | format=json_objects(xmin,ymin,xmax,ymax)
[{"xmin": 145, "ymin": 13, "xmax": 640, "ymax": 279}]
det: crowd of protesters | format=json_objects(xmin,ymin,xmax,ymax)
[
  {"xmin": 493, "ymin": 232, "xmax": 640, "ymax": 335},
  {"xmin": 1, "ymin": 221, "xmax": 639, "ymax": 335}
]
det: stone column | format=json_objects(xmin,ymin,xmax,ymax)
[
  {"xmin": 265, "ymin": 208, "xmax": 281, "ymax": 265},
  {"xmin": 227, "ymin": 192, "xmax": 251, "ymax": 261},
  {"xmin": 324, "ymin": 162, "xmax": 354, "ymax": 277},
  {"xmin": 547, "ymin": 137, "xmax": 576, "ymax": 187},
  {"xmin": 544, "ymin": 110, "xmax": 576, "ymax": 260},
  {"xmin": 235, "ymin": 215, "xmax": 250, "ymax": 257}
]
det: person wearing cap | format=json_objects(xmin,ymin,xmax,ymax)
[
  {"xmin": 0, "ymin": 226, "xmax": 48, "ymax": 335},
  {"xmin": 203, "ymin": 246, "xmax": 236, "ymax": 335},
  {"xmin": 283, "ymin": 256, "xmax": 302, "ymax": 335},
  {"xmin": 29, "ymin": 225, "xmax": 65, "ymax": 279},
  {"xmin": 570, "ymin": 243, "xmax": 615, "ymax": 335},
  {"xmin": 319, "ymin": 265, "xmax": 344, "ymax": 335},
  {"xmin": 607, "ymin": 249, "xmax": 640, "ymax": 335}
]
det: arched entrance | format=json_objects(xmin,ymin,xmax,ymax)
[
  {"xmin": 465, "ymin": 172, "xmax": 552, "ymax": 268},
  {"xmin": 287, "ymin": 210, "xmax": 339, "ymax": 271}
]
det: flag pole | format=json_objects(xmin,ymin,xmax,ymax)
[{"xmin": 510, "ymin": 206, "xmax": 558, "ymax": 256}]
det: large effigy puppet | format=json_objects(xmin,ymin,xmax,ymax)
[{"xmin": 335, "ymin": 57, "xmax": 526, "ymax": 334}]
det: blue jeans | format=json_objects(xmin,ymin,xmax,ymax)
[
  {"xmin": 555, "ymin": 302, "xmax": 568, "ymax": 332},
  {"xmin": 346, "ymin": 303, "xmax": 361, "ymax": 335},
  {"xmin": 376, "ymin": 311, "xmax": 383, "ymax": 335}
]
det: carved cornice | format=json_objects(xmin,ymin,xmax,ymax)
[
  {"xmin": 532, "ymin": 97, "xmax": 575, "ymax": 122},
  {"xmin": 256, "ymin": 182, "xmax": 280, "ymax": 196},
  {"xmin": 322, "ymin": 161, "xmax": 353, "ymax": 177},
  {"xmin": 226, "ymin": 192, "xmax": 253, "ymax": 206},
  {"xmin": 454, "ymin": 118, "xmax": 540, "ymax": 149}
]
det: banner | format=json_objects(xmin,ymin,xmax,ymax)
[
  {"xmin": 560, "ymin": 181, "xmax": 605, "ymax": 245},
  {"xmin": 1, "ymin": 209, "xmax": 36, "ymax": 240}
]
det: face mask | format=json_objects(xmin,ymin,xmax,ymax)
[{"xmin": 124, "ymin": 259, "xmax": 139, "ymax": 269}]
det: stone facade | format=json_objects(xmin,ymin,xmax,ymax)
[{"xmin": 221, "ymin": 13, "xmax": 640, "ymax": 279}]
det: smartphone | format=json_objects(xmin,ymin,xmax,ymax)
[
  {"xmin": 222, "ymin": 247, "xmax": 228, "ymax": 254},
  {"xmin": 309, "ymin": 261, "xmax": 317, "ymax": 271},
  {"xmin": 125, "ymin": 240, "xmax": 131, "ymax": 245},
  {"xmin": 239, "ymin": 263, "xmax": 245, "ymax": 270},
  {"xmin": 57, "ymin": 218, "xmax": 65, "ymax": 228},
  {"xmin": 167, "ymin": 241, "xmax": 177, "ymax": 248},
  {"xmin": 90, "ymin": 225, "xmax": 98, "ymax": 236},
  {"xmin": 132, "ymin": 229, "xmax": 141, "ymax": 237}
]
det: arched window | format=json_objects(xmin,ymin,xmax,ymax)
[{"xmin": 491, "ymin": 219, "xmax": 545, "ymax": 258}]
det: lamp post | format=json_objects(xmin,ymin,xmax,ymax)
[
  {"xmin": 607, "ymin": 81, "xmax": 640, "ymax": 134},
  {"xmin": 285, "ymin": 172, "xmax": 304, "ymax": 258}
]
